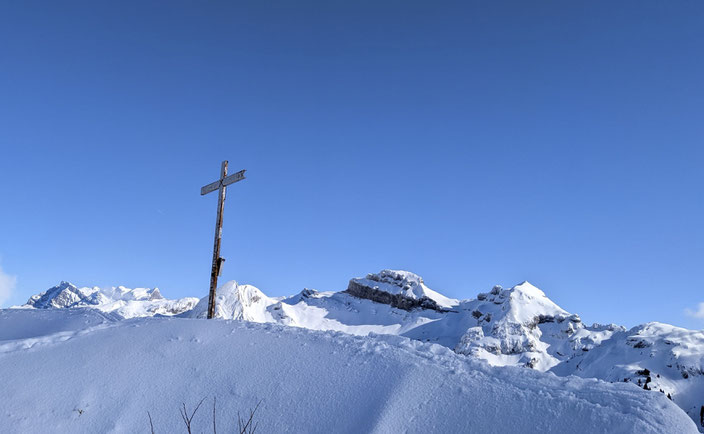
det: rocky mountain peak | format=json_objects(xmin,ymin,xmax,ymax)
[{"xmin": 346, "ymin": 269, "xmax": 458, "ymax": 311}]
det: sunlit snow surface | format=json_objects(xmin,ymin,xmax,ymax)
[
  {"xmin": 7, "ymin": 269, "xmax": 704, "ymax": 431},
  {"xmin": 0, "ymin": 314, "xmax": 696, "ymax": 433}
]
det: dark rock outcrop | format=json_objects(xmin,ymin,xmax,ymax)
[{"xmin": 345, "ymin": 279, "xmax": 445, "ymax": 312}]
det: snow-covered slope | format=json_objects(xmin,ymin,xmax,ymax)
[
  {"xmin": 18, "ymin": 270, "xmax": 704, "ymax": 430},
  {"xmin": 20, "ymin": 281, "xmax": 198, "ymax": 319},
  {"xmin": 552, "ymin": 322, "xmax": 704, "ymax": 429},
  {"xmin": 0, "ymin": 308, "xmax": 118, "ymax": 342},
  {"xmin": 0, "ymin": 312, "xmax": 695, "ymax": 433}
]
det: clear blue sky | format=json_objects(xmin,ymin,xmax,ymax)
[{"xmin": 0, "ymin": 1, "xmax": 702, "ymax": 328}]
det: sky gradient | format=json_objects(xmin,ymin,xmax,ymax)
[{"xmin": 1, "ymin": 1, "xmax": 703, "ymax": 328}]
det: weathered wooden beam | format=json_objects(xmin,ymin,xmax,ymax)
[
  {"xmin": 222, "ymin": 169, "xmax": 246, "ymax": 187},
  {"xmin": 207, "ymin": 161, "xmax": 228, "ymax": 319},
  {"xmin": 200, "ymin": 179, "xmax": 221, "ymax": 196}
]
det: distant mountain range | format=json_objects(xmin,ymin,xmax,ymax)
[
  {"xmin": 22, "ymin": 281, "xmax": 198, "ymax": 318},
  {"xmin": 18, "ymin": 269, "xmax": 704, "ymax": 430}
]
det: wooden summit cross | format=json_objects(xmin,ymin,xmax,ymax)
[{"xmin": 200, "ymin": 161, "xmax": 246, "ymax": 319}]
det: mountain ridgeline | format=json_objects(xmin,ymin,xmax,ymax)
[{"xmin": 20, "ymin": 269, "xmax": 704, "ymax": 430}]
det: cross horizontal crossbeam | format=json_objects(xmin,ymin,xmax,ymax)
[{"xmin": 200, "ymin": 169, "xmax": 246, "ymax": 195}]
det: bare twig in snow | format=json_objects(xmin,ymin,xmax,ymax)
[
  {"xmin": 212, "ymin": 396, "xmax": 217, "ymax": 434},
  {"xmin": 179, "ymin": 397, "xmax": 206, "ymax": 434},
  {"xmin": 147, "ymin": 411, "xmax": 155, "ymax": 434},
  {"xmin": 237, "ymin": 400, "xmax": 262, "ymax": 434}
]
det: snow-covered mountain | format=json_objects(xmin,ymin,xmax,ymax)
[
  {"xmin": 453, "ymin": 281, "xmax": 623, "ymax": 371},
  {"xmin": 21, "ymin": 281, "xmax": 198, "ymax": 318},
  {"xmin": 174, "ymin": 271, "xmax": 634, "ymax": 371},
  {"xmin": 186, "ymin": 281, "xmax": 278, "ymax": 321},
  {"xmin": 19, "ymin": 269, "xmax": 704, "ymax": 430},
  {"xmin": 551, "ymin": 321, "xmax": 704, "ymax": 427}
]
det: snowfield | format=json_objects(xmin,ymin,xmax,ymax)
[
  {"xmin": 4, "ymin": 268, "xmax": 704, "ymax": 432},
  {"xmin": 0, "ymin": 313, "xmax": 696, "ymax": 433}
]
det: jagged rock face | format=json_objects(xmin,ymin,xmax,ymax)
[
  {"xmin": 149, "ymin": 288, "xmax": 164, "ymax": 301},
  {"xmin": 346, "ymin": 279, "xmax": 446, "ymax": 311},
  {"xmin": 345, "ymin": 269, "xmax": 457, "ymax": 312},
  {"xmin": 26, "ymin": 282, "xmax": 101, "ymax": 309}
]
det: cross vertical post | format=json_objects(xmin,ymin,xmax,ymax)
[
  {"xmin": 200, "ymin": 161, "xmax": 246, "ymax": 319},
  {"xmin": 207, "ymin": 160, "xmax": 227, "ymax": 319}
]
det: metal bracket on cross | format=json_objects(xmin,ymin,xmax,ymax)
[{"xmin": 217, "ymin": 257, "xmax": 226, "ymax": 277}]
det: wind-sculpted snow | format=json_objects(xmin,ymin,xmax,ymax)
[
  {"xmin": 0, "ymin": 308, "xmax": 118, "ymax": 342},
  {"xmin": 0, "ymin": 315, "xmax": 696, "ymax": 433},
  {"xmin": 20, "ymin": 281, "xmax": 198, "ymax": 319}
]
